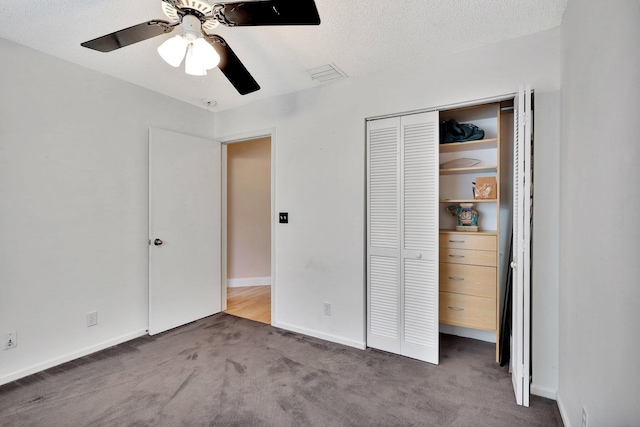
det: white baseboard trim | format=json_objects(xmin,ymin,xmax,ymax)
[
  {"xmin": 556, "ymin": 393, "xmax": 571, "ymax": 427},
  {"xmin": 273, "ymin": 321, "xmax": 366, "ymax": 350},
  {"xmin": 531, "ymin": 383, "xmax": 557, "ymax": 400},
  {"xmin": 227, "ymin": 276, "xmax": 271, "ymax": 288},
  {"xmin": 439, "ymin": 323, "xmax": 496, "ymax": 343},
  {"xmin": 0, "ymin": 329, "xmax": 148, "ymax": 387}
]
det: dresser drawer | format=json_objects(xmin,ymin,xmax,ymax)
[
  {"xmin": 439, "ymin": 292, "xmax": 496, "ymax": 330},
  {"xmin": 439, "ymin": 263, "xmax": 496, "ymax": 298},
  {"xmin": 439, "ymin": 248, "xmax": 497, "ymax": 267},
  {"xmin": 439, "ymin": 234, "xmax": 497, "ymax": 251}
]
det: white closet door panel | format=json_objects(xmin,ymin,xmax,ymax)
[
  {"xmin": 368, "ymin": 254, "xmax": 401, "ymax": 353},
  {"xmin": 402, "ymin": 258, "xmax": 438, "ymax": 361},
  {"xmin": 402, "ymin": 116, "xmax": 438, "ymax": 255},
  {"xmin": 511, "ymin": 84, "xmax": 532, "ymax": 407},
  {"xmin": 511, "ymin": 88, "xmax": 523, "ymax": 405},
  {"xmin": 369, "ymin": 124, "xmax": 400, "ymax": 250},
  {"xmin": 400, "ymin": 111, "xmax": 439, "ymax": 364},
  {"xmin": 367, "ymin": 111, "xmax": 439, "ymax": 364},
  {"xmin": 522, "ymin": 85, "xmax": 532, "ymax": 408},
  {"xmin": 367, "ymin": 117, "xmax": 401, "ymax": 353}
]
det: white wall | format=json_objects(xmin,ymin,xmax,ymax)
[
  {"xmin": 215, "ymin": 28, "xmax": 562, "ymax": 394},
  {"xmin": 0, "ymin": 38, "xmax": 215, "ymax": 384},
  {"xmin": 559, "ymin": 1, "xmax": 640, "ymax": 425}
]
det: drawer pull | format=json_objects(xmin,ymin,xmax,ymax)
[
  {"xmin": 448, "ymin": 306, "xmax": 465, "ymax": 311},
  {"xmin": 449, "ymin": 240, "xmax": 465, "ymax": 243},
  {"xmin": 448, "ymin": 276, "xmax": 465, "ymax": 281},
  {"xmin": 449, "ymin": 255, "xmax": 465, "ymax": 258}
]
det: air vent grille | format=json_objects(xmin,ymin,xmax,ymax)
[{"xmin": 307, "ymin": 63, "xmax": 348, "ymax": 83}]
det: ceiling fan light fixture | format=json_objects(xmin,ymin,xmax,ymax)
[
  {"xmin": 184, "ymin": 44, "xmax": 207, "ymax": 76},
  {"xmin": 158, "ymin": 15, "xmax": 220, "ymax": 76},
  {"xmin": 157, "ymin": 35, "xmax": 189, "ymax": 67},
  {"xmin": 192, "ymin": 37, "xmax": 220, "ymax": 69}
]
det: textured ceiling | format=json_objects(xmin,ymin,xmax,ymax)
[{"xmin": 0, "ymin": 0, "xmax": 567, "ymax": 112}]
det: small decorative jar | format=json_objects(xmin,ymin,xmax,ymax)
[{"xmin": 447, "ymin": 203, "xmax": 479, "ymax": 231}]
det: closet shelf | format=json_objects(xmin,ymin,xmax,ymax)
[
  {"xmin": 439, "ymin": 165, "xmax": 498, "ymax": 175},
  {"xmin": 439, "ymin": 138, "xmax": 498, "ymax": 153},
  {"xmin": 439, "ymin": 199, "xmax": 497, "ymax": 203},
  {"xmin": 439, "ymin": 229, "xmax": 498, "ymax": 236}
]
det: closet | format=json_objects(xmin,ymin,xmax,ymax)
[
  {"xmin": 366, "ymin": 86, "xmax": 532, "ymax": 402},
  {"xmin": 438, "ymin": 102, "xmax": 504, "ymax": 362}
]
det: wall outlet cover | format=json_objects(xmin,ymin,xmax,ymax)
[
  {"xmin": 323, "ymin": 302, "xmax": 332, "ymax": 316},
  {"xmin": 87, "ymin": 311, "xmax": 98, "ymax": 327},
  {"xmin": 3, "ymin": 332, "xmax": 17, "ymax": 350}
]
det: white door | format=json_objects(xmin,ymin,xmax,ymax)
[
  {"xmin": 367, "ymin": 112, "xmax": 439, "ymax": 364},
  {"xmin": 149, "ymin": 128, "xmax": 222, "ymax": 335},
  {"xmin": 399, "ymin": 112, "xmax": 439, "ymax": 363},
  {"xmin": 367, "ymin": 117, "xmax": 402, "ymax": 355},
  {"xmin": 511, "ymin": 85, "xmax": 532, "ymax": 406}
]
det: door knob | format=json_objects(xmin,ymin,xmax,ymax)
[{"xmin": 154, "ymin": 238, "xmax": 163, "ymax": 246}]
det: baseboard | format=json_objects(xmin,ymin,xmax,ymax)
[
  {"xmin": 439, "ymin": 323, "xmax": 496, "ymax": 343},
  {"xmin": 273, "ymin": 321, "xmax": 366, "ymax": 350},
  {"xmin": 556, "ymin": 393, "xmax": 571, "ymax": 427},
  {"xmin": 0, "ymin": 329, "xmax": 148, "ymax": 386},
  {"xmin": 531, "ymin": 383, "xmax": 557, "ymax": 400},
  {"xmin": 227, "ymin": 276, "xmax": 271, "ymax": 288}
]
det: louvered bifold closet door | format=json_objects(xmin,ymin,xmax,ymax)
[
  {"xmin": 400, "ymin": 112, "xmax": 439, "ymax": 364},
  {"xmin": 511, "ymin": 84, "xmax": 532, "ymax": 406},
  {"xmin": 366, "ymin": 112, "xmax": 439, "ymax": 364},
  {"xmin": 367, "ymin": 117, "xmax": 401, "ymax": 354},
  {"xmin": 512, "ymin": 89, "xmax": 523, "ymax": 402}
]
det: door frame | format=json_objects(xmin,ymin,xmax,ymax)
[{"xmin": 218, "ymin": 128, "xmax": 277, "ymax": 324}]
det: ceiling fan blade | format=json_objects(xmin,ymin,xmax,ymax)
[
  {"xmin": 217, "ymin": 0, "xmax": 321, "ymax": 26},
  {"xmin": 81, "ymin": 20, "xmax": 176, "ymax": 52},
  {"xmin": 205, "ymin": 35, "xmax": 260, "ymax": 95}
]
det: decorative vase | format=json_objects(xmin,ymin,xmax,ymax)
[{"xmin": 447, "ymin": 203, "xmax": 479, "ymax": 231}]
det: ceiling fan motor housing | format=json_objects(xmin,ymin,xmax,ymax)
[
  {"xmin": 162, "ymin": 0, "xmax": 220, "ymax": 31},
  {"xmin": 181, "ymin": 14, "xmax": 204, "ymax": 40}
]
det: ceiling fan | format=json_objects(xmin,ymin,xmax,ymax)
[{"xmin": 81, "ymin": 0, "xmax": 321, "ymax": 95}]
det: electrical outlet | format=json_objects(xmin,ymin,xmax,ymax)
[
  {"xmin": 323, "ymin": 302, "xmax": 332, "ymax": 316},
  {"xmin": 86, "ymin": 311, "xmax": 98, "ymax": 327},
  {"xmin": 3, "ymin": 332, "xmax": 17, "ymax": 350},
  {"xmin": 582, "ymin": 407, "xmax": 588, "ymax": 427}
]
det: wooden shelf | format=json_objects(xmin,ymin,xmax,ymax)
[
  {"xmin": 439, "ymin": 229, "xmax": 498, "ymax": 236},
  {"xmin": 439, "ymin": 199, "xmax": 497, "ymax": 203},
  {"xmin": 439, "ymin": 165, "xmax": 497, "ymax": 175},
  {"xmin": 439, "ymin": 138, "xmax": 498, "ymax": 153}
]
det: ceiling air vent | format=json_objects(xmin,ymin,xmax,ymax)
[{"xmin": 307, "ymin": 63, "xmax": 348, "ymax": 83}]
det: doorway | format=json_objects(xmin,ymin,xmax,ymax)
[{"xmin": 223, "ymin": 137, "xmax": 272, "ymax": 324}]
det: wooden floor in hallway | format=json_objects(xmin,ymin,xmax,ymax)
[{"xmin": 225, "ymin": 285, "xmax": 271, "ymax": 324}]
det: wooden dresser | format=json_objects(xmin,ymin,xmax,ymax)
[{"xmin": 439, "ymin": 232, "xmax": 498, "ymax": 335}]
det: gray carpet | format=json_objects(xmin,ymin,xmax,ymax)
[{"xmin": 0, "ymin": 313, "xmax": 562, "ymax": 426}]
